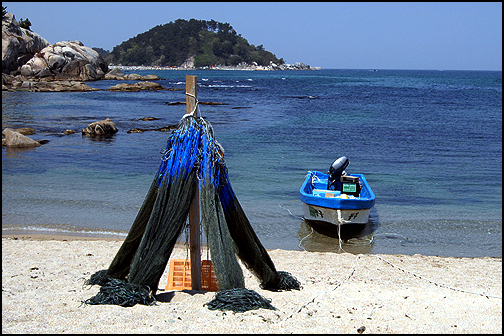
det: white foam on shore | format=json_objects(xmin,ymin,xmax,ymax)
[{"xmin": 2, "ymin": 224, "xmax": 128, "ymax": 238}]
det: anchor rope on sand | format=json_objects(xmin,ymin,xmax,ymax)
[
  {"xmin": 280, "ymin": 212, "xmax": 501, "ymax": 328},
  {"xmin": 282, "ymin": 252, "xmax": 501, "ymax": 328},
  {"xmin": 367, "ymin": 254, "xmax": 502, "ymax": 299}
]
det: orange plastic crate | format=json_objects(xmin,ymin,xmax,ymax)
[{"xmin": 165, "ymin": 259, "xmax": 219, "ymax": 292}]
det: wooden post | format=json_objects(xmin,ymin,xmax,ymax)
[
  {"xmin": 186, "ymin": 75, "xmax": 202, "ymax": 291},
  {"xmin": 186, "ymin": 75, "xmax": 198, "ymax": 116}
]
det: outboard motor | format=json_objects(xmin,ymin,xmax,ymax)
[
  {"xmin": 327, "ymin": 156, "xmax": 361, "ymax": 196},
  {"xmin": 327, "ymin": 156, "xmax": 349, "ymax": 191}
]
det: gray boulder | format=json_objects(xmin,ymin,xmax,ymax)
[
  {"xmin": 20, "ymin": 40, "xmax": 108, "ymax": 81},
  {"xmin": 2, "ymin": 13, "xmax": 50, "ymax": 74},
  {"xmin": 2, "ymin": 128, "xmax": 42, "ymax": 147},
  {"xmin": 104, "ymin": 67, "xmax": 125, "ymax": 79}
]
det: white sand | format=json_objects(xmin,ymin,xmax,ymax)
[{"xmin": 2, "ymin": 235, "xmax": 502, "ymax": 334}]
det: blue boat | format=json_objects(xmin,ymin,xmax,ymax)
[{"xmin": 300, "ymin": 157, "xmax": 375, "ymax": 227}]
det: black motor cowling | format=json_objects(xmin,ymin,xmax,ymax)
[{"xmin": 327, "ymin": 156, "xmax": 349, "ymax": 190}]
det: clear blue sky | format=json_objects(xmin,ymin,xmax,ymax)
[{"xmin": 3, "ymin": 2, "xmax": 502, "ymax": 70}]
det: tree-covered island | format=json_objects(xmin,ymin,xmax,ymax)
[{"xmin": 104, "ymin": 19, "xmax": 314, "ymax": 70}]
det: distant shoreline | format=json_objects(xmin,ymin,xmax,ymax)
[
  {"xmin": 110, "ymin": 64, "xmax": 323, "ymax": 71},
  {"xmin": 109, "ymin": 66, "xmax": 501, "ymax": 72}
]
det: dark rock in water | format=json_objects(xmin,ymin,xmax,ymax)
[
  {"xmin": 109, "ymin": 82, "xmax": 165, "ymax": 91},
  {"xmin": 165, "ymin": 101, "xmax": 228, "ymax": 106},
  {"xmin": 139, "ymin": 117, "xmax": 160, "ymax": 121},
  {"xmin": 200, "ymin": 102, "xmax": 228, "ymax": 105},
  {"xmin": 12, "ymin": 127, "xmax": 36, "ymax": 135},
  {"xmin": 3, "ymin": 73, "xmax": 100, "ymax": 91},
  {"xmin": 127, "ymin": 125, "xmax": 176, "ymax": 133},
  {"xmin": 103, "ymin": 68, "xmax": 162, "ymax": 81},
  {"xmin": 127, "ymin": 128, "xmax": 144, "ymax": 133},
  {"xmin": 124, "ymin": 73, "xmax": 160, "ymax": 81},
  {"xmin": 27, "ymin": 80, "xmax": 99, "ymax": 92},
  {"xmin": 156, "ymin": 126, "xmax": 176, "ymax": 132},
  {"xmin": 82, "ymin": 118, "xmax": 118, "ymax": 136}
]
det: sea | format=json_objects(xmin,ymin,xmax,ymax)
[{"xmin": 2, "ymin": 69, "xmax": 502, "ymax": 258}]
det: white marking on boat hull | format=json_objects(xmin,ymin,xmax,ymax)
[{"xmin": 302, "ymin": 203, "xmax": 371, "ymax": 225}]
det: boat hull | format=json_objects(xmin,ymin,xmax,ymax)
[
  {"xmin": 302, "ymin": 203, "xmax": 371, "ymax": 225},
  {"xmin": 300, "ymin": 171, "xmax": 375, "ymax": 226}
]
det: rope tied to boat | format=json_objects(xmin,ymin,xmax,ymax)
[{"xmin": 337, "ymin": 209, "xmax": 351, "ymax": 225}]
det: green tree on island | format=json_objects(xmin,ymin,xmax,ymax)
[{"xmin": 18, "ymin": 17, "xmax": 32, "ymax": 31}]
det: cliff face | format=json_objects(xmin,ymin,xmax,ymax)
[
  {"xmin": 20, "ymin": 40, "xmax": 108, "ymax": 81},
  {"xmin": 2, "ymin": 11, "xmax": 111, "ymax": 92},
  {"xmin": 2, "ymin": 12, "xmax": 107, "ymax": 81},
  {"xmin": 2, "ymin": 13, "xmax": 50, "ymax": 74}
]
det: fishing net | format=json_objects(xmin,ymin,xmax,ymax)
[
  {"xmin": 106, "ymin": 178, "xmax": 159, "ymax": 280},
  {"xmin": 205, "ymin": 288, "xmax": 277, "ymax": 312},
  {"xmin": 84, "ymin": 278, "xmax": 155, "ymax": 307},
  {"xmin": 218, "ymin": 171, "xmax": 300, "ymax": 291},
  {"xmin": 85, "ymin": 114, "xmax": 300, "ymax": 312}
]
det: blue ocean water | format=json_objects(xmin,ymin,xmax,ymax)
[{"xmin": 2, "ymin": 69, "xmax": 502, "ymax": 257}]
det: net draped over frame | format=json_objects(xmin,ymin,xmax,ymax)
[{"xmin": 84, "ymin": 115, "xmax": 300, "ymax": 311}]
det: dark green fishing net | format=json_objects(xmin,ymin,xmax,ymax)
[
  {"xmin": 84, "ymin": 115, "xmax": 300, "ymax": 312},
  {"xmin": 205, "ymin": 288, "xmax": 277, "ymax": 312}
]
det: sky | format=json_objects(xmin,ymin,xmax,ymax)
[{"xmin": 3, "ymin": 2, "xmax": 502, "ymax": 70}]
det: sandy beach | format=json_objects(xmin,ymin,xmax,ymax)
[{"xmin": 2, "ymin": 234, "xmax": 502, "ymax": 334}]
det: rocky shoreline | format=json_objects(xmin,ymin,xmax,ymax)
[
  {"xmin": 2, "ymin": 11, "xmax": 320, "ymax": 148},
  {"xmin": 2, "ymin": 12, "xmax": 320, "ymax": 93}
]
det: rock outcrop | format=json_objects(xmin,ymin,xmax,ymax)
[
  {"xmin": 104, "ymin": 68, "xmax": 160, "ymax": 81},
  {"xmin": 109, "ymin": 81, "xmax": 165, "ymax": 91},
  {"xmin": 2, "ymin": 74, "xmax": 99, "ymax": 92},
  {"xmin": 20, "ymin": 40, "xmax": 108, "ymax": 81},
  {"xmin": 3, "ymin": 12, "xmax": 109, "ymax": 91},
  {"xmin": 103, "ymin": 67, "xmax": 126, "ymax": 79},
  {"xmin": 3, "ymin": 12, "xmax": 164, "ymax": 93},
  {"xmin": 2, "ymin": 13, "xmax": 50, "ymax": 75},
  {"xmin": 81, "ymin": 118, "xmax": 118, "ymax": 136}
]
